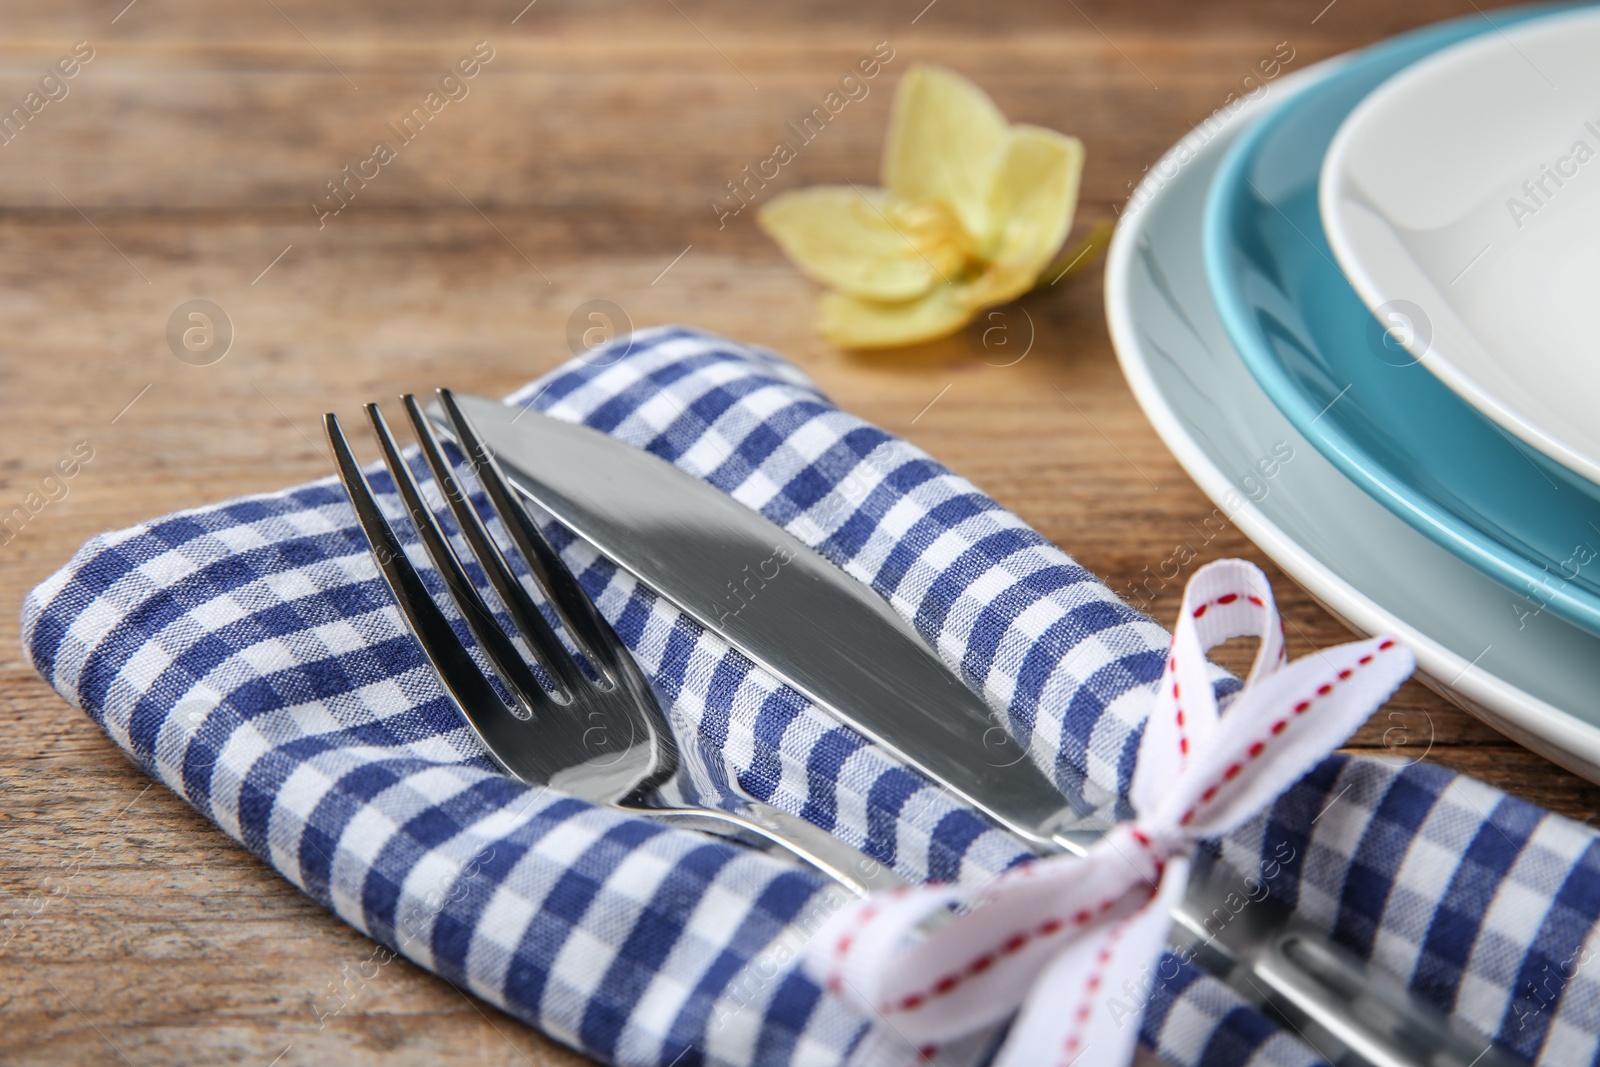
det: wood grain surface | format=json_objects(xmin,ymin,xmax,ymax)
[{"xmin": 2, "ymin": 2, "xmax": 1593, "ymax": 1064}]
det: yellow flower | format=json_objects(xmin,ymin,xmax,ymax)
[{"xmin": 759, "ymin": 64, "xmax": 1086, "ymax": 349}]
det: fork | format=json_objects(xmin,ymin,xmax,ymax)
[
  {"xmin": 326, "ymin": 395, "xmax": 1523, "ymax": 1067},
  {"xmin": 323, "ymin": 391, "xmax": 904, "ymax": 897}
]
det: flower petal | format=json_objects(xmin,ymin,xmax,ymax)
[
  {"xmin": 964, "ymin": 260, "xmax": 1040, "ymax": 311},
  {"xmin": 882, "ymin": 65, "xmax": 1009, "ymax": 243},
  {"xmin": 819, "ymin": 284, "xmax": 975, "ymax": 349},
  {"xmin": 985, "ymin": 124, "xmax": 1085, "ymax": 280},
  {"xmin": 759, "ymin": 186, "xmax": 943, "ymax": 300}
]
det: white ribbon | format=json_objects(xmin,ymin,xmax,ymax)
[{"xmin": 805, "ymin": 560, "xmax": 1415, "ymax": 1066}]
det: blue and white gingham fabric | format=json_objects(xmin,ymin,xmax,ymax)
[{"xmin": 22, "ymin": 326, "xmax": 1600, "ymax": 1066}]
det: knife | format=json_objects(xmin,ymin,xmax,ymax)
[{"xmin": 431, "ymin": 393, "xmax": 1519, "ymax": 1067}]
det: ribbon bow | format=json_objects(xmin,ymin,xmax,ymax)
[{"xmin": 805, "ymin": 560, "xmax": 1415, "ymax": 1066}]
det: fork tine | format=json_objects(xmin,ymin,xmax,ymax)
[
  {"xmin": 401, "ymin": 393, "xmax": 589, "ymax": 696},
  {"xmin": 435, "ymin": 388, "xmax": 630, "ymax": 683},
  {"xmin": 323, "ymin": 412, "xmax": 557, "ymax": 784},
  {"xmin": 362, "ymin": 402, "xmax": 555, "ymax": 721}
]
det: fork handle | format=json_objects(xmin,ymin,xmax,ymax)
[
  {"xmin": 626, "ymin": 801, "xmax": 908, "ymax": 897},
  {"xmin": 1172, "ymin": 851, "xmax": 1524, "ymax": 1067}
]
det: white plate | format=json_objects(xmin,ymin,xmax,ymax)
[
  {"xmin": 1321, "ymin": 6, "xmax": 1600, "ymax": 485},
  {"xmin": 1107, "ymin": 57, "xmax": 1600, "ymax": 783}
]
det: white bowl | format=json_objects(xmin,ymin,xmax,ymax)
[{"xmin": 1108, "ymin": 55, "xmax": 1600, "ymax": 783}]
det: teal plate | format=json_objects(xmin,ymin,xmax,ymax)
[{"xmin": 1204, "ymin": 5, "xmax": 1600, "ymax": 638}]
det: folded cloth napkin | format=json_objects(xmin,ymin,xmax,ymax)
[{"xmin": 22, "ymin": 325, "xmax": 1600, "ymax": 1066}]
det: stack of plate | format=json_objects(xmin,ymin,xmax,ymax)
[{"xmin": 1106, "ymin": 4, "xmax": 1600, "ymax": 780}]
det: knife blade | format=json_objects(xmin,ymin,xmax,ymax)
[{"xmin": 436, "ymin": 393, "xmax": 1101, "ymax": 853}]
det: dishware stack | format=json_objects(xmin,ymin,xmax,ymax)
[{"xmin": 1106, "ymin": 3, "xmax": 1600, "ymax": 782}]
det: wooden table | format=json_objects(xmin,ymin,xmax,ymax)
[{"xmin": 2, "ymin": 2, "xmax": 1592, "ymax": 1063}]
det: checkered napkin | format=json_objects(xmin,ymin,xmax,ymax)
[{"xmin": 22, "ymin": 325, "xmax": 1600, "ymax": 1066}]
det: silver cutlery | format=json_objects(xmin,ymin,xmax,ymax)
[
  {"xmin": 433, "ymin": 391, "xmax": 1521, "ymax": 1067},
  {"xmin": 323, "ymin": 395, "xmax": 904, "ymax": 897}
]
